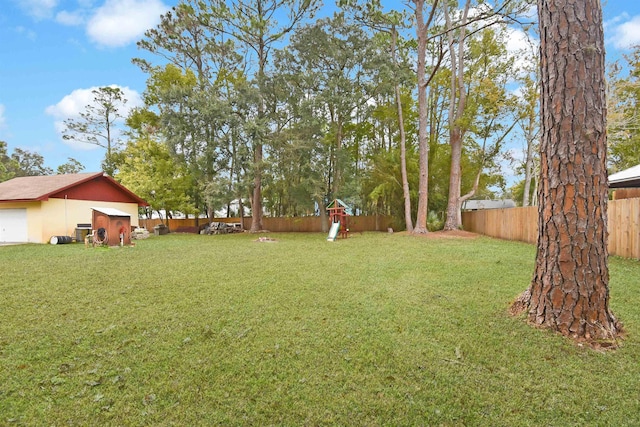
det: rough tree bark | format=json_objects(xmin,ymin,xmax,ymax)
[
  {"xmin": 512, "ymin": 0, "xmax": 621, "ymax": 343},
  {"xmin": 412, "ymin": 0, "xmax": 431, "ymax": 234},
  {"xmin": 442, "ymin": 0, "xmax": 470, "ymax": 231},
  {"xmin": 412, "ymin": 0, "xmax": 440, "ymax": 234}
]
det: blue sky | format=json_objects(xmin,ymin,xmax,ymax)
[{"xmin": 1, "ymin": 0, "xmax": 639, "ymax": 175}]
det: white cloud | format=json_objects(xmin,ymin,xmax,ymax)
[
  {"xmin": 15, "ymin": 0, "xmax": 58, "ymax": 20},
  {"xmin": 509, "ymin": 84, "xmax": 525, "ymax": 101},
  {"xmin": 506, "ymin": 27, "xmax": 538, "ymax": 76},
  {"xmin": 604, "ymin": 12, "xmax": 629, "ymax": 31},
  {"xmin": 45, "ymin": 85, "xmax": 143, "ymax": 150},
  {"xmin": 55, "ymin": 10, "xmax": 85, "ymax": 26},
  {"xmin": 86, "ymin": 0, "xmax": 169, "ymax": 48},
  {"xmin": 609, "ymin": 15, "xmax": 640, "ymax": 49},
  {"xmin": 0, "ymin": 104, "xmax": 6, "ymax": 129},
  {"xmin": 505, "ymin": 27, "xmax": 531, "ymax": 55},
  {"xmin": 15, "ymin": 25, "xmax": 37, "ymax": 41}
]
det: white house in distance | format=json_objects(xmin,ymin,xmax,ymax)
[
  {"xmin": 609, "ymin": 163, "xmax": 640, "ymax": 199},
  {"xmin": 609, "ymin": 163, "xmax": 640, "ymax": 188},
  {"xmin": 462, "ymin": 199, "xmax": 516, "ymax": 211},
  {"xmin": 0, "ymin": 172, "xmax": 148, "ymax": 244}
]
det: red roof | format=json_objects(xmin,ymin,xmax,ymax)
[{"xmin": 0, "ymin": 172, "xmax": 148, "ymax": 206}]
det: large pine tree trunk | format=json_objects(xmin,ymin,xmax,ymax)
[
  {"xmin": 521, "ymin": 0, "xmax": 620, "ymax": 342},
  {"xmin": 442, "ymin": 0, "xmax": 469, "ymax": 231}
]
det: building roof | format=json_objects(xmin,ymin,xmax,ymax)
[
  {"xmin": 0, "ymin": 172, "xmax": 148, "ymax": 205},
  {"xmin": 609, "ymin": 164, "xmax": 640, "ymax": 189},
  {"xmin": 462, "ymin": 199, "xmax": 516, "ymax": 210},
  {"xmin": 92, "ymin": 207, "xmax": 132, "ymax": 217}
]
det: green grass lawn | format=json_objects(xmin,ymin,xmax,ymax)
[{"xmin": 1, "ymin": 232, "xmax": 639, "ymax": 426}]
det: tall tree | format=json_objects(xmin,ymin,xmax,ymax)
[
  {"xmin": 60, "ymin": 86, "xmax": 127, "ymax": 176},
  {"xmin": 341, "ymin": 0, "xmax": 416, "ymax": 231},
  {"xmin": 117, "ymin": 110, "xmax": 196, "ymax": 223},
  {"xmin": 412, "ymin": 0, "xmax": 441, "ymax": 234},
  {"xmin": 442, "ymin": 2, "xmax": 523, "ymax": 230},
  {"xmin": 8, "ymin": 148, "xmax": 53, "ymax": 177},
  {"xmin": 512, "ymin": 0, "xmax": 621, "ymax": 344},
  {"xmin": 512, "ymin": 33, "xmax": 541, "ymax": 208},
  {"xmin": 56, "ymin": 158, "xmax": 85, "ymax": 174},
  {"xmin": 607, "ymin": 47, "xmax": 640, "ymax": 172},
  {"xmin": 268, "ymin": 12, "xmax": 385, "ymax": 224},
  {"xmin": 442, "ymin": 0, "xmax": 471, "ymax": 231},
  {"xmin": 517, "ymin": 73, "xmax": 540, "ymax": 207},
  {"xmin": 456, "ymin": 26, "xmax": 520, "ymax": 225},
  {"xmin": 200, "ymin": 0, "xmax": 320, "ymax": 232},
  {"xmin": 0, "ymin": 141, "xmax": 17, "ymax": 182}
]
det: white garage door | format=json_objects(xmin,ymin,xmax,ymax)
[{"xmin": 0, "ymin": 209, "xmax": 28, "ymax": 243}]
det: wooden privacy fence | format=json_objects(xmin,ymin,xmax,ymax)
[
  {"xmin": 462, "ymin": 206, "xmax": 538, "ymax": 245},
  {"xmin": 139, "ymin": 215, "xmax": 393, "ymax": 234},
  {"xmin": 461, "ymin": 198, "xmax": 640, "ymax": 259}
]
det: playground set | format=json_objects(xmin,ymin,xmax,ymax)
[{"xmin": 326, "ymin": 199, "xmax": 353, "ymax": 241}]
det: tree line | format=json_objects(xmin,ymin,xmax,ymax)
[
  {"xmin": 3, "ymin": 0, "xmax": 639, "ymax": 234},
  {"xmin": 0, "ymin": 141, "xmax": 84, "ymax": 180}
]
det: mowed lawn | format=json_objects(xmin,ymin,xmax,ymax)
[{"xmin": 1, "ymin": 232, "xmax": 639, "ymax": 426}]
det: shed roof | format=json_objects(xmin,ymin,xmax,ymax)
[
  {"xmin": 609, "ymin": 164, "xmax": 640, "ymax": 189},
  {"xmin": 0, "ymin": 172, "xmax": 147, "ymax": 205},
  {"xmin": 92, "ymin": 207, "xmax": 132, "ymax": 217}
]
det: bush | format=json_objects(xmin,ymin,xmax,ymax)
[{"xmin": 427, "ymin": 210, "xmax": 444, "ymax": 231}]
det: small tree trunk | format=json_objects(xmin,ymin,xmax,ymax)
[
  {"xmin": 522, "ymin": 125, "xmax": 536, "ymax": 207},
  {"xmin": 397, "ymin": 84, "xmax": 414, "ymax": 232},
  {"xmin": 318, "ymin": 197, "xmax": 328, "ymax": 233},
  {"xmin": 391, "ymin": 26, "xmax": 413, "ymax": 232},
  {"xmin": 250, "ymin": 142, "xmax": 264, "ymax": 232},
  {"xmin": 239, "ymin": 198, "xmax": 245, "ymax": 230}
]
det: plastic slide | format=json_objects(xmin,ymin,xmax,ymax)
[{"xmin": 327, "ymin": 221, "xmax": 340, "ymax": 241}]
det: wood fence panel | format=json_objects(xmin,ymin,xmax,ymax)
[
  {"xmin": 632, "ymin": 200, "xmax": 640, "ymax": 259},
  {"xmin": 462, "ymin": 199, "xmax": 640, "ymax": 259},
  {"xmin": 608, "ymin": 200, "xmax": 622, "ymax": 257},
  {"xmin": 462, "ymin": 206, "xmax": 537, "ymax": 244}
]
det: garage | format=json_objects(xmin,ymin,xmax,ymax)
[
  {"xmin": 0, "ymin": 173, "xmax": 148, "ymax": 244},
  {"xmin": 0, "ymin": 208, "xmax": 28, "ymax": 243}
]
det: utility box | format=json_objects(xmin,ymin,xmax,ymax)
[
  {"xmin": 91, "ymin": 207, "xmax": 132, "ymax": 246},
  {"xmin": 75, "ymin": 223, "xmax": 92, "ymax": 243},
  {"xmin": 154, "ymin": 224, "xmax": 169, "ymax": 235}
]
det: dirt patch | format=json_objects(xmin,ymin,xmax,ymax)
[{"xmin": 397, "ymin": 229, "xmax": 479, "ymax": 239}]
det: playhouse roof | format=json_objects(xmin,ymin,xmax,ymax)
[{"xmin": 326, "ymin": 199, "xmax": 353, "ymax": 215}]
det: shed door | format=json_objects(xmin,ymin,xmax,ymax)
[{"xmin": 0, "ymin": 209, "xmax": 28, "ymax": 243}]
